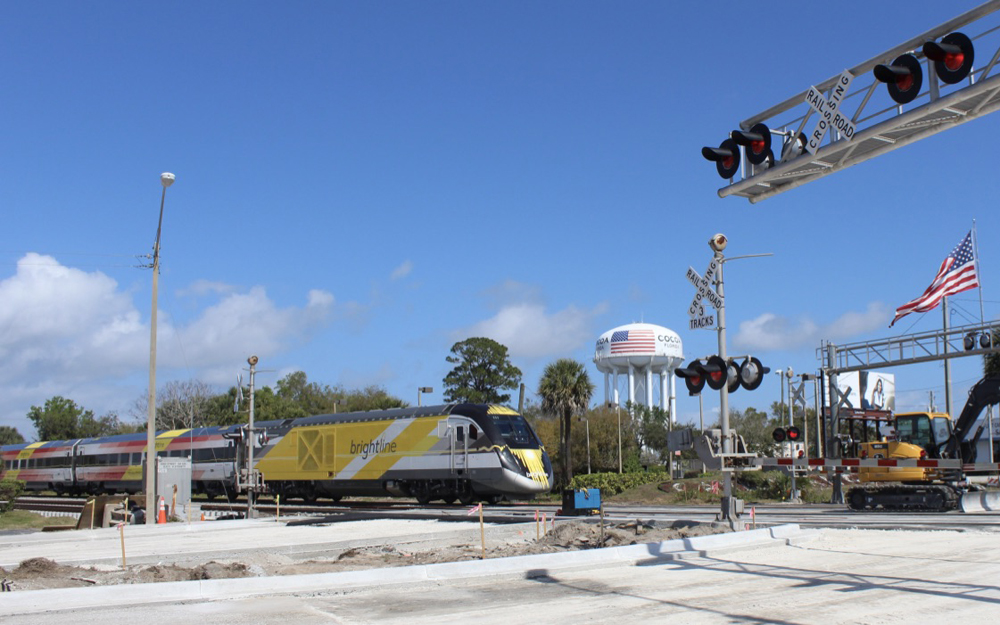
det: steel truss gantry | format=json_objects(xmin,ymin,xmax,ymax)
[
  {"xmin": 819, "ymin": 320, "xmax": 1000, "ymax": 374},
  {"xmin": 718, "ymin": 1, "xmax": 1000, "ymax": 203}
]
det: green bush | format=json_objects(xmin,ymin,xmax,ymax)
[
  {"xmin": 569, "ymin": 470, "xmax": 668, "ymax": 496},
  {"xmin": 738, "ymin": 470, "xmax": 828, "ymax": 502},
  {"xmin": 0, "ymin": 479, "xmax": 25, "ymax": 514}
]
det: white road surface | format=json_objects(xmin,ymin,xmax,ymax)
[{"xmin": 4, "ymin": 523, "xmax": 1000, "ymax": 624}]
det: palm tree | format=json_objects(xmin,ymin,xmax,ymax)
[{"xmin": 538, "ymin": 359, "xmax": 594, "ymax": 485}]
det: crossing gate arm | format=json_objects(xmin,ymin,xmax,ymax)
[{"xmin": 726, "ymin": 456, "xmax": 1000, "ymax": 472}]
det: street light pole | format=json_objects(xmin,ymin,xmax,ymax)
[
  {"xmin": 579, "ymin": 416, "xmax": 591, "ymax": 474},
  {"xmin": 418, "ymin": 387, "xmax": 433, "ymax": 407},
  {"xmin": 145, "ymin": 172, "xmax": 174, "ymax": 525},
  {"xmin": 615, "ymin": 388, "xmax": 622, "ymax": 473}
]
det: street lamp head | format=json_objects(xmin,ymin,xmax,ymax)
[
  {"xmin": 160, "ymin": 172, "xmax": 175, "ymax": 188},
  {"xmin": 248, "ymin": 355, "xmax": 259, "ymax": 366},
  {"xmin": 418, "ymin": 386, "xmax": 433, "ymax": 393}
]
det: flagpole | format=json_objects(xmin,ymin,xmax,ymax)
[
  {"xmin": 943, "ymin": 298, "xmax": 953, "ymax": 417},
  {"xmin": 973, "ymin": 219, "xmax": 994, "ymax": 463}
]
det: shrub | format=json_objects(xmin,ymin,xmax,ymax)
[
  {"xmin": 0, "ymin": 479, "xmax": 25, "ymax": 514},
  {"xmin": 569, "ymin": 470, "xmax": 668, "ymax": 496}
]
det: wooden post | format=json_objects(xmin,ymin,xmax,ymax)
[
  {"xmin": 119, "ymin": 523, "xmax": 127, "ymax": 569},
  {"xmin": 479, "ymin": 504, "xmax": 486, "ymax": 560}
]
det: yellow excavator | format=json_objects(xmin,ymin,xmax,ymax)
[{"xmin": 848, "ymin": 374, "xmax": 1000, "ymax": 512}]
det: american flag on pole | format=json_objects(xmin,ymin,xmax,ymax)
[
  {"xmin": 890, "ymin": 231, "xmax": 979, "ymax": 327},
  {"xmin": 610, "ymin": 328, "xmax": 656, "ymax": 354}
]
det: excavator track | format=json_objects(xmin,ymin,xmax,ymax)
[{"xmin": 847, "ymin": 484, "xmax": 961, "ymax": 512}]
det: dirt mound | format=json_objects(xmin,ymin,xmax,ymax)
[
  {"xmin": 2, "ymin": 519, "xmax": 729, "ymax": 591},
  {"xmin": 15, "ymin": 558, "xmax": 63, "ymax": 576}
]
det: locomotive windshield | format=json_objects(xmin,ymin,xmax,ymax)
[{"xmin": 489, "ymin": 414, "xmax": 538, "ymax": 448}]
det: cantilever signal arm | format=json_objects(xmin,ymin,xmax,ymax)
[{"xmin": 943, "ymin": 374, "xmax": 1000, "ymax": 462}]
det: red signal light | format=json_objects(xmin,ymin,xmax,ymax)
[
  {"xmin": 874, "ymin": 54, "xmax": 923, "ymax": 104},
  {"xmin": 786, "ymin": 426, "xmax": 801, "ymax": 441},
  {"xmin": 703, "ymin": 355, "xmax": 728, "ymax": 391},
  {"xmin": 702, "ymin": 139, "xmax": 741, "ymax": 179},
  {"xmin": 924, "ymin": 32, "xmax": 974, "ymax": 84},
  {"xmin": 731, "ymin": 123, "xmax": 773, "ymax": 167}
]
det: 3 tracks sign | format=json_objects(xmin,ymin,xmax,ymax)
[{"xmin": 686, "ymin": 259, "xmax": 723, "ymax": 330}]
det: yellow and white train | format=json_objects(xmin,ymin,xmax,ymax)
[{"xmin": 256, "ymin": 403, "xmax": 553, "ymax": 504}]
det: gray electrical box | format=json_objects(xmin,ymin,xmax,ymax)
[{"xmin": 156, "ymin": 457, "xmax": 192, "ymax": 518}]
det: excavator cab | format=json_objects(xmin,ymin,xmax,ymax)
[{"xmin": 893, "ymin": 413, "xmax": 954, "ymax": 458}]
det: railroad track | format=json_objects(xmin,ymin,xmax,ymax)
[{"xmin": 14, "ymin": 496, "xmax": 999, "ymax": 532}]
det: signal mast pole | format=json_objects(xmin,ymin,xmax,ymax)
[
  {"xmin": 712, "ymin": 237, "xmax": 738, "ymax": 526},
  {"xmin": 246, "ymin": 355, "xmax": 258, "ymax": 519}
]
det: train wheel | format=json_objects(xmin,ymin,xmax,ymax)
[
  {"xmin": 415, "ymin": 493, "xmax": 431, "ymax": 505},
  {"xmin": 442, "ymin": 497, "xmax": 456, "ymax": 505}
]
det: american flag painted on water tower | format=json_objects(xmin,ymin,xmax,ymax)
[{"xmin": 609, "ymin": 328, "xmax": 656, "ymax": 354}]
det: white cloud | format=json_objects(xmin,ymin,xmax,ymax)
[
  {"xmin": 0, "ymin": 253, "xmax": 335, "ymax": 437},
  {"xmin": 177, "ymin": 279, "xmax": 237, "ymax": 297},
  {"xmin": 390, "ymin": 260, "xmax": 413, "ymax": 281},
  {"xmin": 733, "ymin": 302, "xmax": 890, "ymax": 351},
  {"xmin": 456, "ymin": 301, "xmax": 609, "ymax": 359},
  {"xmin": 480, "ymin": 280, "xmax": 543, "ymax": 308}
]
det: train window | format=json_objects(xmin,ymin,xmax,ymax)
[
  {"xmin": 132, "ymin": 453, "xmax": 141, "ymax": 464},
  {"xmin": 456, "ymin": 426, "xmax": 465, "ymax": 443},
  {"xmin": 489, "ymin": 414, "xmax": 537, "ymax": 448},
  {"xmin": 469, "ymin": 425, "xmax": 478, "ymax": 440}
]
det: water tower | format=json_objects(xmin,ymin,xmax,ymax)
[{"xmin": 593, "ymin": 323, "xmax": 684, "ymax": 423}]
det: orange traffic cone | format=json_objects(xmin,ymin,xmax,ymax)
[{"xmin": 157, "ymin": 497, "xmax": 167, "ymax": 524}]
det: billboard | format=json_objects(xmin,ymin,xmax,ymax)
[{"xmin": 831, "ymin": 371, "xmax": 895, "ymax": 413}]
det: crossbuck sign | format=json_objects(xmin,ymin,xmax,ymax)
[
  {"xmin": 686, "ymin": 259, "xmax": 723, "ymax": 330},
  {"xmin": 804, "ymin": 70, "xmax": 856, "ymax": 155}
]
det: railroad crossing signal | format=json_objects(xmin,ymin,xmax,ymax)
[
  {"xmin": 676, "ymin": 356, "xmax": 770, "ymax": 395},
  {"xmin": 772, "ymin": 426, "xmax": 801, "ymax": 443},
  {"xmin": 701, "ymin": 123, "xmax": 775, "ymax": 178},
  {"xmin": 686, "ymin": 258, "xmax": 723, "ymax": 330},
  {"xmin": 702, "ymin": 5, "xmax": 1000, "ymax": 203}
]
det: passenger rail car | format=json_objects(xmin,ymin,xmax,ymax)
[
  {"xmin": 256, "ymin": 403, "xmax": 552, "ymax": 504},
  {"xmin": 1, "ymin": 425, "xmax": 243, "ymax": 498}
]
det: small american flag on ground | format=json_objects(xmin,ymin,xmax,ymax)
[
  {"xmin": 610, "ymin": 328, "xmax": 656, "ymax": 353},
  {"xmin": 891, "ymin": 231, "xmax": 980, "ymax": 327}
]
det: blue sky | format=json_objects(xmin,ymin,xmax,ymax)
[{"xmin": 3, "ymin": 1, "xmax": 999, "ymax": 440}]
